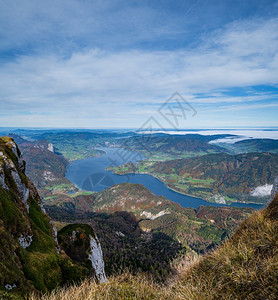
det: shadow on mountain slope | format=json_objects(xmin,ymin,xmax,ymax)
[{"xmin": 49, "ymin": 208, "xmax": 186, "ymax": 282}]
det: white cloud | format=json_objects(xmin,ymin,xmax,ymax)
[
  {"xmin": 0, "ymin": 16, "xmax": 278, "ymax": 127},
  {"xmin": 144, "ymin": 130, "xmax": 278, "ymax": 140},
  {"xmin": 250, "ymin": 184, "xmax": 273, "ymax": 197}
]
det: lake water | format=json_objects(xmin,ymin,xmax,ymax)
[{"xmin": 66, "ymin": 147, "xmax": 263, "ymax": 209}]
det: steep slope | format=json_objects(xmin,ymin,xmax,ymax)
[
  {"xmin": 9, "ymin": 134, "xmax": 69, "ymax": 188},
  {"xmin": 8, "ymin": 134, "xmax": 96, "ymax": 210},
  {"xmin": 0, "ymin": 137, "xmax": 89, "ymax": 299},
  {"xmin": 173, "ymin": 189, "xmax": 278, "ymax": 299}
]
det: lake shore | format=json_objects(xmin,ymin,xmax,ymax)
[{"xmin": 107, "ymin": 167, "xmax": 264, "ymax": 207}]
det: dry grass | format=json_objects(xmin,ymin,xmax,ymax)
[
  {"xmin": 29, "ymin": 196, "xmax": 278, "ymax": 300},
  {"xmin": 172, "ymin": 198, "xmax": 278, "ymax": 300},
  {"xmin": 29, "ymin": 273, "xmax": 172, "ymax": 300}
]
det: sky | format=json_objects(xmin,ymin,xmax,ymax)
[{"xmin": 0, "ymin": 0, "xmax": 278, "ymax": 129}]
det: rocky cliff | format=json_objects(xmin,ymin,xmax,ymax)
[{"xmin": 0, "ymin": 137, "xmax": 90, "ymax": 298}]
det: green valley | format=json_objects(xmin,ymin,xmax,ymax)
[{"xmin": 109, "ymin": 152, "xmax": 278, "ymax": 204}]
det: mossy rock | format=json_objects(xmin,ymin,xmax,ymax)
[
  {"xmin": 58, "ymin": 224, "xmax": 95, "ymax": 267},
  {"xmin": 59, "ymin": 253, "xmax": 89, "ymax": 284}
]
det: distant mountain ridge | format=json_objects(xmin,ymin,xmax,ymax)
[
  {"xmin": 235, "ymin": 138, "xmax": 278, "ymax": 152},
  {"xmin": 117, "ymin": 133, "xmax": 227, "ymax": 157},
  {"xmin": 215, "ymin": 138, "xmax": 278, "ymax": 154}
]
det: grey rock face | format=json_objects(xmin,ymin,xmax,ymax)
[
  {"xmin": 1, "ymin": 142, "xmax": 30, "ymax": 212},
  {"xmin": 19, "ymin": 233, "xmax": 33, "ymax": 248},
  {"xmin": 18, "ymin": 156, "xmax": 26, "ymax": 173},
  {"xmin": 9, "ymin": 140, "xmax": 25, "ymax": 172},
  {"xmin": 271, "ymin": 177, "xmax": 278, "ymax": 200},
  {"xmin": 88, "ymin": 235, "xmax": 107, "ymax": 283},
  {"xmin": 11, "ymin": 170, "xmax": 30, "ymax": 212},
  {"xmin": 0, "ymin": 168, "xmax": 9, "ymax": 190},
  {"xmin": 49, "ymin": 220, "xmax": 60, "ymax": 253}
]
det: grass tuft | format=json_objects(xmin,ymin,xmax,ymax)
[{"xmin": 29, "ymin": 273, "xmax": 171, "ymax": 300}]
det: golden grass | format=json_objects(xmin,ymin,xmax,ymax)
[
  {"xmin": 172, "ymin": 200, "xmax": 278, "ymax": 300},
  {"xmin": 29, "ymin": 273, "xmax": 172, "ymax": 300}
]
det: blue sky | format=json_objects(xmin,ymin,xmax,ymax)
[{"xmin": 0, "ymin": 0, "xmax": 278, "ymax": 128}]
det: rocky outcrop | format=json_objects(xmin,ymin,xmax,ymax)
[
  {"xmin": 0, "ymin": 138, "xmax": 31, "ymax": 213},
  {"xmin": 140, "ymin": 209, "xmax": 171, "ymax": 220},
  {"xmin": 0, "ymin": 166, "xmax": 8, "ymax": 190},
  {"xmin": 11, "ymin": 169, "xmax": 30, "ymax": 212},
  {"xmin": 18, "ymin": 233, "xmax": 33, "ymax": 248},
  {"xmin": 88, "ymin": 235, "xmax": 107, "ymax": 283},
  {"xmin": 57, "ymin": 223, "xmax": 106, "ymax": 283}
]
